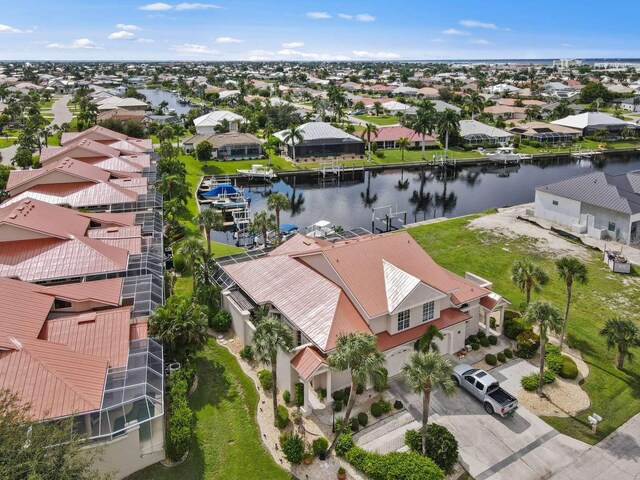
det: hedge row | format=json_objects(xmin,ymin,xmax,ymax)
[{"xmin": 166, "ymin": 369, "xmax": 195, "ymax": 461}]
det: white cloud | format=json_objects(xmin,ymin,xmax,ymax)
[
  {"xmin": 116, "ymin": 23, "xmax": 141, "ymax": 31},
  {"xmin": 460, "ymin": 20, "xmax": 498, "ymax": 30},
  {"xmin": 170, "ymin": 43, "xmax": 220, "ymax": 55},
  {"xmin": 276, "ymin": 48, "xmax": 349, "ymax": 60},
  {"xmin": 46, "ymin": 38, "xmax": 101, "ymax": 49},
  {"xmin": 470, "ymin": 39, "xmax": 492, "ymax": 46},
  {"xmin": 338, "ymin": 14, "xmax": 352, "ymax": 20},
  {"xmin": 353, "ymin": 50, "xmax": 399, "ymax": 59},
  {"xmin": 430, "ymin": 38, "xmax": 445, "ymax": 43},
  {"xmin": 282, "ymin": 41, "xmax": 304, "ymax": 48},
  {"xmin": 306, "ymin": 12, "xmax": 331, "ymax": 19},
  {"xmin": 355, "ymin": 14, "xmax": 375, "ymax": 22},
  {"xmin": 139, "ymin": 2, "xmax": 172, "ymax": 10},
  {"xmin": 442, "ymin": 28, "xmax": 469, "ymax": 36},
  {"xmin": 0, "ymin": 24, "xmax": 23, "ymax": 33},
  {"xmin": 215, "ymin": 36, "xmax": 242, "ymax": 44},
  {"xmin": 108, "ymin": 30, "xmax": 136, "ymax": 40},
  {"xmin": 175, "ymin": 3, "xmax": 223, "ymax": 10},
  {"xmin": 137, "ymin": 38, "xmax": 155, "ymax": 43}
]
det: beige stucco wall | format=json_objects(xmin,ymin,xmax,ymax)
[{"xmin": 222, "ymin": 291, "xmax": 253, "ymax": 345}]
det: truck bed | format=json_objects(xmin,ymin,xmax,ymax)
[{"xmin": 488, "ymin": 387, "xmax": 516, "ymax": 405}]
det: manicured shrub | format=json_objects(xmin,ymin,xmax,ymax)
[
  {"xmin": 335, "ymin": 433, "xmax": 355, "ymax": 457},
  {"xmin": 371, "ymin": 401, "xmax": 383, "ymax": 418},
  {"xmin": 282, "ymin": 390, "xmax": 291, "ymax": 404},
  {"xmin": 394, "ymin": 400, "xmax": 403, "ymax": 410},
  {"xmin": 503, "ymin": 348, "xmax": 514, "ymax": 359},
  {"xmin": 358, "ymin": 412, "xmax": 369, "ymax": 427},
  {"xmin": 471, "ymin": 342, "xmax": 480, "ymax": 351},
  {"xmin": 343, "ymin": 386, "xmax": 352, "ymax": 400},
  {"xmin": 239, "ymin": 344, "xmax": 254, "ymax": 362},
  {"xmin": 317, "ymin": 388, "xmax": 327, "ymax": 401},
  {"xmin": 279, "ymin": 432, "xmax": 305, "ymax": 465},
  {"xmin": 497, "ymin": 352, "xmax": 507, "ymax": 363},
  {"xmin": 379, "ymin": 399, "xmax": 392, "ymax": 414},
  {"xmin": 166, "ymin": 370, "xmax": 194, "ymax": 461},
  {"xmin": 332, "ymin": 389, "xmax": 344, "ymax": 402},
  {"xmin": 350, "ymin": 417, "xmax": 360, "ymax": 432},
  {"xmin": 521, "ymin": 371, "xmax": 556, "ymax": 391},
  {"xmin": 477, "ymin": 331, "xmax": 487, "ymax": 339},
  {"xmin": 356, "ymin": 383, "xmax": 365, "ymax": 395},
  {"xmin": 210, "ymin": 309, "xmax": 231, "ymax": 333},
  {"xmin": 335, "ymin": 416, "xmax": 344, "ymax": 432},
  {"xmin": 405, "ymin": 424, "xmax": 459, "ymax": 473},
  {"xmin": 275, "ymin": 404, "xmax": 289, "ymax": 429},
  {"xmin": 516, "ymin": 331, "xmax": 540, "ymax": 359},
  {"xmin": 467, "ymin": 335, "xmax": 478, "ymax": 344},
  {"xmin": 504, "ymin": 314, "xmax": 532, "ymax": 340},
  {"xmin": 479, "ymin": 337, "xmax": 490, "ymax": 347},
  {"xmin": 374, "ymin": 368, "xmax": 388, "ymax": 392},
  {"xmin": 311, "ymin": 436, "xmax": 329, "ymax": 457},
  {"xmin": 294, "ymin": 382, "xmax": 304, "ymax": 407},
  {"xmin": 485, "ymin": 354, "xmax": 497, "ymax": 366},
  {"xmin": 560, "ymin": 355, "xmax": 579, "ymax": 379},
  {"xmin": 344, "ymin": 445, "xmax": 444, "ymax": 480},
  {"xmin": 488, "ymin": 335, "xmax": 498, "ymax": 345},
  {"xmin": 257, "ymin": 369, "xmax": 273, "ymax": 391},
  {"xmin": 333, "ymin": 400, "xmax": 343, "ymax": 412}
]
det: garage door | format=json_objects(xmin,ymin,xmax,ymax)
[{"xmin": 385, "ymin": 344, "xmax": 413, "ymax": 377}]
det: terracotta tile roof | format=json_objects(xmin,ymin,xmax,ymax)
[
  {"xmin": 0, "ymin": 278, "xmax": 53, "ymax": 349},
  {"xmin": 291, "ymin": 346, "xmax": 326, "ymax": 380},
  {"xmin": 111, "ymin": 177, "xmax": 148, "ymax": 194},
  {"xmin": 79, "ymin": 211, "xmax": 136, "ymax": 226},
  {"xmin": 42, "ymin": 278, "xmax": 124, "ymax": 306},
  {"xmin": 61, "ymin": 125, "xmax": 127, "ymax": 145},
  {"xmin": 376, "ymin": 308, "xmax": 471, "ymax": 351},
  {"xmin": 40, "ymin": 139, "xmax": 122, "ymax": 164},
  {"xmin": 369, "ymin": 126, "xmax": 434, "ymax": 143},
  {"xmin": 268, "ymin": 233, "xmax": 330, "ymax": 256}
]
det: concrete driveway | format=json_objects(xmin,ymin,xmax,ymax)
[{"xmin": 388, "ymin": 359, "xmax": 589, "ymax": 480}]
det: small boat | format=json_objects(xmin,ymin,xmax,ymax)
[
  {"xmin": 237, "ymin": 164, "xmax": 276, "ymax": 180},
  {"xmin": 200, "ymin": 183, "xmax": 243, "ymax": 198},
  {"xmin": 306, "ymin": 220, "xmax": 334, "ymax": 238},
  {"xmin": 280, "ymin": 223, "xmax": 299, "ymax": 240},
  {"xmin": 482, "ymin": 147, "xmax": 523, "ymax": 164},
  {"xmin": 209, "ymin": 197, "xmax": 248, "ymax": 210}
]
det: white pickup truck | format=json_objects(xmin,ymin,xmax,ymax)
[{"xmin": 452, "ymin": 364, "xmax": 518, "ymax": 417}]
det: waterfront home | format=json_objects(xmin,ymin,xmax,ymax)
[
  {"xmin": 615, "ymin": 96, "xmax": 640, "ymax": 113},
  {"xmin": 193, "ymin": 110, "xmax": 246, "ymax": 134},
  {"xmin": 60, "ymin": 125, "xmax": 153, "ymax": 152},
  {"xmin": 95, "ymin": 96, "xmax": 149, "ymax": 112},
  {"xmin": 183, "ymin": 132, "xmax": 263, "ymax": 160},
  {"xmin": 459, "ymin": 119, "xmax": 513, "ymax": 146},
  {"xmin": 551, "ymin": 112, "xmax": 637, "ymax": 137},
  {"xmin": 0, "ymin": 277, "xmax": 165, "ymax": 479},
  {"xmin": 484, "ymin": 104, "xmax": 526, "ymax": 120},
  {"xmin": 368, "ymin": 125, "xmax": 436, "ymax": 149},
  {"xmin": 221, "ymin": 232, "xmax": 508, "ymax": 414},
  {"xmin": 274, "ymin": 122, "xmax": 365, "ymax": 159},
  {"xmin": 534, "ymin": 171, "xmax": 640, "ymax": 244},
  {"xmin": 508, "ymin": 122, "xmax": 581, "ymax": 144}
]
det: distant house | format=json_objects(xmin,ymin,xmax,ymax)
[
  {"xmin": 488, "ymin": 84, "xmax": 522, "ymax": 95},
  {"xmin": 551, "ymin": 112, "xmax": 637, "ymax": 137},
  {"xmin": 143, "ymin": 113, "xmax": 180, "ymax": 125},
  {"xmin": 193, "ymin": 110, "xmax": 246, "ymax": 135},
  {"xmin": 534, "ymin": 171, "xmax": 640, "ymax": 244},
  {"xmin": 483, "ymin": 105, "xmax": 526, "ymax": 120},
  {"xmin": 95, "ymin": 97, "xmax": 149, "ymax": 112},
  {"xmin": 508, "ymin": 122, "xmax": 581, "ymax": 144},
  {"xmin": 368, "ymin": 125, "xmax": 436, "ymax": 149},
  {"xmin": 459, "ymin": 120, "xmax": 513, "ymax": 146},
  {"xmin": 274, "ymin": 122, "xmax": 364, "ymax": 158},
  {"xmin": 416, "ymin": 87, "xmax": 440, "ymax": 98},
  {"xmin": 183, "ymin": 132, "xmax": 262, "ymax": 160},
  {"xmin": 616, "ymin": 96, "xmax": 640, "ymax": 113}
]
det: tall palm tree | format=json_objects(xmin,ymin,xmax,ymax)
[
  {"xmin": 361, "ymin": 122, "xmax": 379, "ymax": 162},
  {"xmin": 523, "ymin": 301, "xmax": 563, "ymax": 397},
  {"xmin": 372, "ymin": 101, "xmax": 383, "ymax": 116},
  {"xmin": 525, "ymin": 105, "xmax": 542, "ymax": 121},
  {"xmin": 249, "ymin": 210, "xmax": 276, "ymax": 248},
  {"xmin": 326, "ymin": 333, "xmax": 386, "ymax": 456},
  {"xmin": 416, "ymin": 325, "xmax": 444, "ymax": 353},
  {"xmin": 413, "ymin": 100, "xmax": 438, "ymax": 160},
  {"xmin": 397, "ymin": 137, "xmax": 410, "ymax": 162},
  {"xmin": 465, "ymin": 92, "xmax": 485, "ymax": 120},
  {"xmin": 511, "ymin": 258, "xmax": 549, "ymax": 305},
  {"xmin": 194, "ymin": 208, "xmax": 224, "ymax": 256},
  {"xmin": 282, "ymin": 124, "xmax": 304, "ymax": 163},
  {"xmin": 436, "ymin": 109, "xmax": 460, "ymax": 161},
  {"xmin": 599, "ymin": 317, "xmax": 640, "ymax": 370},
  {"xmin": 555, "ymin": 257, "xmax": 588, "ymax": 348},
  {"xmin": 157, "ymin": 173, "xmax": 190, "ymax": 204},
  {"xmin": 252, "ymin": 317, "xmax": 294, "ymax": 423},
  {"xmin": 402, "ymin": 351, "xmax": 456, "ymax": 455},
  {"xmin": 267, "ymin": 192, "xmax": 291, "ymax": 244},
  {"xmin": 178, "ymin": 238, "xmax": 205, "ymax": 293},
  {"xmin": 172, "ymin": 123, "xmax": 186, "ymax": 148}
]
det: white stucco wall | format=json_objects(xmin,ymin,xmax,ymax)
[
  {"xmin": 581, "ymin": 203, "xmax": 632, "ymax": 243},
  {"xmin": 534, "ymin": 191, "xmax": 582, "ymax": 227},
  {"xmin": 222, "ymin": 291, "xmax": 253, "ymax": 345}
]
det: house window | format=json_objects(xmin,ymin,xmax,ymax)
[
  {"xmin": 397, "ymin": 310, "xmax": 410, "ymax": 331},
  {"xmin": 296, "ymin": 330, "xmax": 303, "ymax": 347},
  {"xmin": 552, "ymin": 200, "xmax": 559, "ymax": 206},
  {"xmin": 608, "ymin": 222, "xmax": 616, "ymax": 232},
  {"xmin": 422, "ymin": 302, "xmax": 435, "ymax": 322}
]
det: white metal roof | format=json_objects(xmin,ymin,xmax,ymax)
[{"xmin": 193, "ymin": 110, "xmax": 246, "ymax": 127}]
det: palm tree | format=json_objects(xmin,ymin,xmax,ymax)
[
  {"xmin": 416, "ymin": 325, "xmax": 444, "ymax": 352},
  {"xmin": 282, "ymin": 124, "xmax": 304, "ymax": 163},
  {"xmin": 402, "ymin": 351, "xmax": 456, "ymax": 455},
  {"xmin": 436, "ymin": 109, "xmax": 460, "ymax": 161},
  {"xmin": 413, "ymin": 100, "xmax": 438, "ymax": 160},
  {"xmin": 361, "ymin": 122, "xmax": 379, "ymax": 162},
  {"xmin": 599, "ymin": 317, "xmax": 640, "ymax": 370},
  {"xmin": 465, "ymin": 92, "xmax": 485, "ymax": 120},
  {"xmin": 267, "ymin": 192, "xmax": 290, "ymax": 244},
  {"xmin": 157, "ymin": 173, "xmax": 190, "ymax": 203},
  {"xmin": 172, "ymin": 123, "xmax": 186, "ymax": 148},
  {"xmin": 326, "ymin": 333, "xmax": 386, "ymax": 456},
  {"xmin": 252, "ymin": 317, "xmax": 294, "ymax": 423},
  {"xmin": 511, "ymin": 259, "xmax": 549, "ymax": 305},
  {"xmin": 372, "ymin": 101, "xmax": 383, "ymax": 116},
  {"xmin": 397, "ymin": 137, "xmax": 410, "ymax": 162},
  {"xmin": 555, "ymin": 257, "xmax": 588, "ymax": 348},
  {"xmin": 525, "ymin": 105, "xmax": 542, "ymax": 121},
  {"xmin": 178, "ymin": 238, "xmax": 205, "ymax": 293},
  {"xmin": 249, "ymin": 210, "xmax": 276, "ymax": 248},
  {"xmin": 194, "ymin": 208, "xmax": 224, "ymax": 256},
  {"xmin": 523, "ymin": 301, "xmax": 563, "ymax": 397}
]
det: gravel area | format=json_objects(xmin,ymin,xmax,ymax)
[{"xmin": 518, "ymin": 377, "xmax": 591, "ymax": 417}]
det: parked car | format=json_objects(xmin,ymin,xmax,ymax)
[{"xmin": 452, "ymin": 364, "xmax": 518, "ymax": 417}]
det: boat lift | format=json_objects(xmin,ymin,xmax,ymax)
[{"xmin": 371, "ymin": 205, "xmax": 407, "ymax": 233}]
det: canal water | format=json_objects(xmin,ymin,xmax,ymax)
[
  {"xmin": 209, "ymin": 154, "xmax": 640, "ymax": 245},
  {"xmin": 138, "ymin": 89, "xmax": 192, "ymax": 116}
]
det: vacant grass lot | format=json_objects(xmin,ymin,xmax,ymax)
[
  {"xmin": 354, "ymin": 114, "xmax": 400, "ymax": 125},
  {"xmin": 128, "ymin": 340, "xmax": 292, "ymax": 480},
  {"xmin": 408, "ymin": 213, "xmax": 640, "ymax": 444}
]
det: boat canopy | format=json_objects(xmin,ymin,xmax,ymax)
[
  {"xmin": 202, "ymin": 183, "xmax": 239, "ymax": 197},
  {"xmin": 280, "ymin": 223, "xmax": 298, "ymax": 233}
]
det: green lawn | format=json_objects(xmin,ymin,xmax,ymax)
[
  {"xmin": 354, "ymin": 114, "xmax": 400, "ymax": 126},
  {"xmin": 128, "ymin": 339, "xmax": 292, "ymax": 480},
  {"xmin": 0, "ymin": 138, "xmax": 15, "ymax": 148},
  {"xmin": 515, "ymin": 139, "xmax": 640, "ymax": 155},
  {"xmin": 407, "ymin": 213, "xmax": 640, "ymax": 444}
]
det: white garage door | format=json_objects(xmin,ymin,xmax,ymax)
[{"xmin": 385, "ymin": 344, "xmax": 413, "ymax": 377}]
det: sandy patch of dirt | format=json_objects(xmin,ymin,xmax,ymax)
[{"xmin": 518, "ymin": 377, "xmax": 590, "ymax": 417}]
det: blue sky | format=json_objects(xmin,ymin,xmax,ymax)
[{"xmin": 1, "ymin": 1, "xmax": 639, "ymax": 61}]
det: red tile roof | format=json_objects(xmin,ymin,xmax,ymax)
[
  {"xmin": 369, "ymin": 126, "xmax": 435, "ymax": 143},
  {"xmin": 291, "ymin": 346, "xmax": 327, "ymax": 380}
]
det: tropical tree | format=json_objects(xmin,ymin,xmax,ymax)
[
  {"xmin": 523, "ymin": 301, "xmax": 563, "ymax": 397},
  {"xmin": 252, "ymin": 317, "xmax": 294, "ymax": 423},
  {"xmin": 282, "ymin": 124, "xmax": 304, "ymax": 163},
  {"xmin": 249, "ymin": 210, "xmax": 277, "ymax": 248},
  {"xmin": 413, "ymin": 100, "xmax": 438, "ymax": 160},
  {"xmin": 158, "ymin": 125, "xmax": 175, "ymax": 143},
  {"xmin": 555, "ymin": 257, "xmax": 588, "ymax": 347},
  {"xmin": 178, "ymin": 237, "xmax": 206, "ymax": 293},
  {"xmin": 194, "ymin": 208, "xmax": 224, "ymax": 256},
  {"xmin": 436, "ymin": 109, "xmax": 460, "ymax": 161},
  {"xmin": 465, "ymin": 92, "xmax": 485, "ymax": 120},
  {"xmin": 326, "ymin": 333, "xmax": 386, "ymax": 456},
  {"xmin": 599, "ymin": 317, "xmax": 640, "ymax": 370},
  {"xmin": 163, "ymin": 198, "xmax": 187, "ymax": 227},
  {"xmin": 416, "ymin": 325, "xmax": 444, "ymax": 353},
  {"xmin": 511, "ymin": 258, "xmax": 549, "ymax": 305},
  {"xmin": 361, "ymin": 122, "xmax": 379, "ymax": 162},
  {"xmin": 525, "ymin": 105, "xmax": 542, "ymax": 121},
  {"xmin": 372, "ymin": 101, "xmax": 383, "ymax": 116},
  {"xmin": 157, "ymin": 173, "xmax": 190, "ymax": 203},
  {"xmin": 148, "ymin": 295, "xmax": 208, "ymax": 361},
  {"xmin": 267, "ymin": 192, "xmax": 291, "ymax": 244},
  {"xmin": 397, "ymin": 137, "xmax": 411, "ymax": 162},
  {"xmin": 402, "ymin": 351, "xmax": 456, "ymax": 455}
]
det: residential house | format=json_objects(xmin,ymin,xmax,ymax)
[
  {"xmin": 274, "ymin": 122, "xmax": 364, "ymax": 158},
  {"xmin": 551, "ymin": 112, "xmax": 637, "ymax": 137},
  {"xmin": 368, "ymin": 125, "xmax": 436, "ymax": 149},
  {"xmin": 183, "ymin": 132, "xmax": 263, "ymax": 160},
  {"xmin": 616, "ymin": 96, "xmax": 640, "ymax": 113},
  {"xmin": 193, "ymin": 110, "xmax": 246, "ymax": 135},
  {"xmin": 459, "ymin": 120, "xmax": 514, "ymax": 146},
  {"xmin": 95, "ymin": 97, "xmax": 149, "ymax": 112},
  {"xmin": 508, "ymin": 122, "xmax": 581, "ymax": 144}
]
